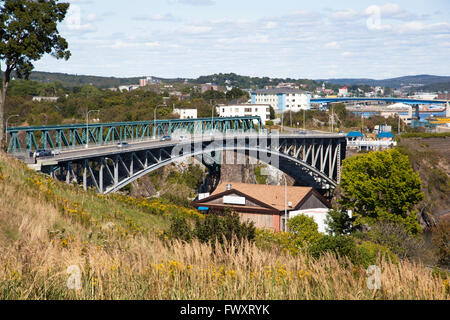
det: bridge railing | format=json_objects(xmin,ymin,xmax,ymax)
[
  {"xmin": 6, "ymin": 116, "xmax": 264, "ymax": 153},
  {"xmin": 347, "ymin": 140, "xmax": 397, "ymax": 147}
]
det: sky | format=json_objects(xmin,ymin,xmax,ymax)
[{"xmin": 29, "ymin": 0, "xmax": 450, "ymax": 80}]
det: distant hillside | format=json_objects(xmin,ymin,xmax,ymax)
[
  {"xmin": 9, "ymin": 71, "xmax": 450, "ymax": 92},
  {"xmin": 26, "ymin": 71, "xmax": 145, "ymax": 88},
  {"xmin": 320, "ymin": 75, "xmax": 450, "ymax": 89},
  {"xmin": 194, "ymin": 73, "xmax": 320, "ymax": 89}
]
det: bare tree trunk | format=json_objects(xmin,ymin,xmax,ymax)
[{"xmin": 0, "ymin": 68, "xmax": 11, "ymax": 148}]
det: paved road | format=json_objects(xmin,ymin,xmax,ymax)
[{"xmin": 32, "ymin": 131, "xmax": 345, "ymax": 164}]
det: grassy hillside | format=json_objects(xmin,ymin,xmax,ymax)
[
  {"xmin": 0, "ymin": 152, "xmax": 448, "ymax": 299},
  {"xmin": 397, "ymin": 135, "xmax": 450, "ymax": 218}
]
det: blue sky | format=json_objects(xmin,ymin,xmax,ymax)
[{"xmin": 31, "ymin": 0, "xmax": 450, "ymax": 79}]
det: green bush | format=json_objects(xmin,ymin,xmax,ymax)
[
  {"xmin": 288, "ymin": 214, "xmax": 322, "ymax": 247},
  {"xmin": 356, "ymin": 241, "xmax": 398, "ymax": 267},
  {"xmin": 255, "ymin": 229, "xmax": 298, "ymax": 255},
  {"xmin": 325, "ymin": 209, "xmax": 353, "ymax": 235},
  {"xmin": 309, "ymin": 235, "xmax": 398, "ymax": 267},
  {"xmin": 309, "ymin": 235, "xmax": 357, "ymax": 262},
  {"xmin": 168, "ymin": 214, "xmax": 192, "ymax": 242},
  {"xmin": 168, "ymin": 210, "xmax": 256, "ymax": 245},
  {"xmin": 194, "ymin": 211, "xmax": 255, "ymax": 245}
]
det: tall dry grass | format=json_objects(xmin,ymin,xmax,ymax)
[{"xmin": 0, "ymin": 153, "xmax": 448, "ymax": 300}]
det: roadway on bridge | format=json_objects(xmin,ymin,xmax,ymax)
[{"xmin": 36, "ymin": 131, "xmax": 345, "ymax": 164}]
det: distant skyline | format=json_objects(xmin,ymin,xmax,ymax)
[{"xmin": 24, "ymin": 0, "xmax": 450, "ymax": 80}]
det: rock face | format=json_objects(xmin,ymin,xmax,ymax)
[
  {"xmin": 219, "ymin": 151, "xmax": 294, "ymax": 186},
  {"xmin": 127, "ymin": 152, "xmax": 292, "ymax": 198},
  {"xmin": 219, "ymin": 151, "xmax": 257, "ymax": 184}
]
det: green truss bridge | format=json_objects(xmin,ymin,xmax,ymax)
[{"xmin": 6, "ymin": 116, "xmax": 263, "ymax": 153}]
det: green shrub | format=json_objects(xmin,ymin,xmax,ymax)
[
  {"xmin": 288, "ymin": 214, "xmax": 322, "ymax": 247},
  {"xmin": 309, "ymin": 235, "xmax": 398, "ymax": 267},
  {"xmin": 168, "ymin": 214, "xmax": 192, "ymax": 242},
  {"xmin": 194, "ymin": 211, "xmax": 255, "ymax": 245},
  {"xmin": 325, "ymin": 209, "xmax": 353, "ymax": 235},
  {"xmin": 169, "ymin": 210, "xmax": 256, "ymax": 245},
  {"xmin": 356, "ymin": 241, "xmax": 398, "ymax": 267},
  {"xmin": 309, "ymin": 235, "xmax": 357, "ymax": 262},
  {"xmin": 255, "ymin": 229, "xmax": 298, "ymax": 255}
]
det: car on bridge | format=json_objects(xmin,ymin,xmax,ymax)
[
  {"xmin": 33, "ymin": 149, "xmax": 52, "ymax": 158},
  {"xmin": 117, "ymin": 142, "xmax": 130, "ymax": 148},
  {"xmin": 51, "ymin": 149, "xmax": 61, "ymax": 156},
  {"xmin": 160, "ymin": 135, "xmax": 172, "ymax": 142}
]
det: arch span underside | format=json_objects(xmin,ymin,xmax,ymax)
[
  {"xmin": 104, "ymin": 147, "xmax": 338, "ymax": 194},
  {"xmin": 48, "ymin": 136, "xmax": 345, "ymax": 195}
]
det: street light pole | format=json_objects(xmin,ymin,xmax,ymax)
[
  {"xmin": 303, "ymin": 109, "xmax": 306, "ymax": 131},
  {"xmin": 154, "ymin": 105, "xmax": 164, "ymax": 139},
  {"xmin": 86, "ymin": 110, "xmax": 100, "ymax": 148},
  {"xmin": 5, "ymin": 114, "xmax": 19, "ymax": 147},
  {"xmin": 281, "ymin": 174, "xmax": 288, "ymax": 232},
  {"xmin": 331, "ymin": 104, "xmax": 334, "ymax": 133},
  {"xmin": 211, "ymin": 104, "xmax": 214, "ymax": 135}
]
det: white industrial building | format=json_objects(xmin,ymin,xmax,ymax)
[
  {"xmin": 173, "ymin": 108, "xmax": 197, "ymax": 119},
  {"xmin": 216, "ymin": 104, "xmax": 271, "ymax": 124}
]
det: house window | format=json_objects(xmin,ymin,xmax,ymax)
[{"xmin": 244, "ymin": 108, "xmax": 252, "ymax": 112}]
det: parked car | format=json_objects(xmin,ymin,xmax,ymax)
[
  {"xmin": 160, "ymin": 135, "xmax": 172, "ymax": 141},
  {"xmin": 117, "ymin": 142, "xmax": 130, "ymax": 148}
]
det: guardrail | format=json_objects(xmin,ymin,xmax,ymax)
[{"xmin": 347, "ymin": 140, "xmax": 397, "ymax": 147}]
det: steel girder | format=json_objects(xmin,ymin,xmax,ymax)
[
  {"xmin": 47, "ymin": 135, "xmax": 346, "ymax": 194},
  {"xmin": 6, "ymin": 116, "xmax": 264, "ymax": 153}
]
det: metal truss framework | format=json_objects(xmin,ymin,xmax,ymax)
[
  {"xmin": 44, "ymin": 135, "xmax": 346, "ymax": 195},
  {"xmin": 6, "ymin": 116, "xmax": 263, "ymax": 153}
]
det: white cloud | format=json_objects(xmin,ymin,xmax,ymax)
[
  {"xmin": 169, "ymin": 0, "xmax": 215, "ymax": 6},
  {"xmin": 398, "ymin": 21, "xmax": 450, "ymax": 33},
  {"xmin": 331, "ymin": 9, "xmax": 359, "ymax": 20},
  {"xmin": 265, "ymin": 21, "xmax": 277, "ymax": 29},
  {"xmin": 181, "ymin": 25, "xmax": 212, "ymax": 34},
  {"xmin": 325, "ymin": 41, "xmax": 340, "ymax": 49},
  {"xmin": 134, "ymin": 13, "xmax": 177, "ymax": 22}
]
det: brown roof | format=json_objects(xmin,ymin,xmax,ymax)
[{"xmin": 210, "ymin": 182, "xmax": 319, "ymax": 211}]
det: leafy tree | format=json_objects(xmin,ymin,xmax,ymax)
[
  {"xmin": 287, "ymin": 214, "xmax": 321, "ymax": 247},
  {"xmin": 225, "ymin": 87, "xmax": 249, "ymax": 101},
  {"xmin": 339, "ymin": 149, "xmax": 423, "ymax": 235},
  {"xmin": 0, "ymin": 0, "xmax": 70, "ymax": 145},
  {"xmin": 269, "ymin": 106, "xmax": 275, "ymax": 120},
  {"xmin": 325, "ymin": 209, "xmax": 353, "ymax": 235}
]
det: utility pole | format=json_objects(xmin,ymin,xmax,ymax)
[
  {"xmin": 331, "ymin": 105, "xmax": 334, "ymax": 133},
  {"xmin": 361, "ymin": 113, "xmax": 364, "ymax": 133},
  {"xmin": 153, "ymin": 105, "xmax": 164, "ymax": 139},
  {"xmin": 303, "ymin": 109, "xmax": 306, "ymax": 131},
  {"xmin": 282, "ymin": 174, "xmax": 287, "ymax": 232}
]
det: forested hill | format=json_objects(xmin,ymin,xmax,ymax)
[
  {"xmin": 28, "ymin": 71, "xmax": 142, "ymax": 88},
  {"xmin": 4, "ymin": 71, "xmax": 324, "ymax": 90},
  {"xmin": 2, "ymin": 71, "xmax": 175, "ymax": 89}
]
